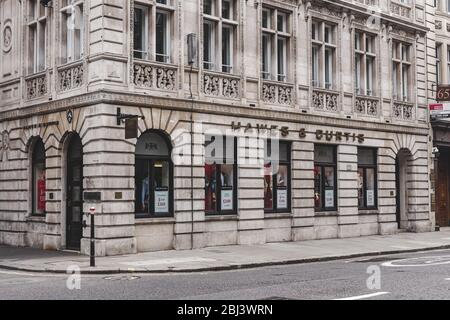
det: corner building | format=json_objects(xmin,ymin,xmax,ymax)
[{"xmin": 0, "ymin": 0, "xmax": 436, "ymax": 255}]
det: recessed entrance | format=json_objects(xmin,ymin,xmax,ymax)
[
  {"xmin": 436, "ymin": 148, "xmax": 450, "ymax": 227},
  {"xmin": 395, "ymin": 149, "xmax": 411, "ymax": 230},
  {"xmin": 66, "ymin": 134, "xmax": 83, "ymax": 250}
]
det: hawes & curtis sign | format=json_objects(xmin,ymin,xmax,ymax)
[{"xmin": 230, "ymin": 121, "xmax": 365, "ymax": 143}]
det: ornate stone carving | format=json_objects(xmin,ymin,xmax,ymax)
[
  {"xmin": 203, "ymin": 72, "xmax": 240, "ymax": 99},
  {"xmin": 355, "ymin": 96, "xmax": 379, "ymax": 116},
  {"xmin": 390, "ymin": 1, "xmax": 412, "ymax": 19},
  {"xmin": 58, "ymin": 64, "xmax": 84, "ymax": 92},
  {"xmin": 0, "ymin": 130, "xmax": 9, "ymax": 162},
  {"xmin": 203, "ymin": 74, "xmax": 220, "ymax": 96},
  {"xmin": 262, "ymin": 82, "xmax": 293, "ymax": 105},
  {"xmin": 313, "ymin": 89, "xmax": 338, "ymax": 111},
  {"xmin": 436, "ymin": 20, "xmax": 442, "ymax": 30},
  {"xmin": 156, "ymin": 67, "xmax": 176, "ymax": 90},
  {"xmin": 393, "ymin": 102, "xmax": 414, "ymax": 120},
  {"xmin": 3, "ymin": 25, "xmax": 12, "ymax": 52},
  {"xmin": 134, "ymin": 64, "xmax": 153, "ymax": 88},
  {"xmin": 26, "ymin": 74, "xmax": 48, "ymax": 99},
  {"xmin": 133, "ymin": 62, "xmax": 177, "ymax": 91}
]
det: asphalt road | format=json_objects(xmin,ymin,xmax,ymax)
[{"xmin": 0, "ymin": 248, "xmax": 449, "ymax": 300}]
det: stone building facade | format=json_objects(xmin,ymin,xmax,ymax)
[{"xmin": 0, "ymin": 0, "xmax": 436, "ymax": 256}]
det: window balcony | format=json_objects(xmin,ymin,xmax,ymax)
[
  {"xmin": 352, "ymin": 0, "xmax": 379, "ymax": 7},
  {"xmin": 261, "ymin": 79, "xmax": 294, "ymax": 106},
  {"xmin": 355, "ymin": 94, "xmax": 379, "ymax": 117},
  {"xmin": 203, "ymin": 70, "xmax": 240, "ymax": 99},
  {"xmin": 393, "ymin": 100, "xmax": 414, "ymax": 121},
  {"xmin": 390, "ymin": 0, "xmax": 413, "ymax": 20},
  {"xmin": 133, "ymin": 60, "xmax": 177, "ymax": 91},
  {"xmin": 312, "ymin": 87, "xmax": 339, "ymax": 112},
  {"xmin": 25, "ymin": 71, "xmax": 49, "ymax": 100},
  {"xmin": 57, "ymin": 61, "xmax": 84, "ymax": 92}
]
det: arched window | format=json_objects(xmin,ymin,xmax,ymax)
[
  {"xmin": 32, "ymin": 138, "xmax": 46, "ymax": 215},
  {"xmin": 135, "ymin": 131, "xmax": 173, "ymax": 217}
]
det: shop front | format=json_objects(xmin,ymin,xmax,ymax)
[
  {"xmin": 0, "ymin": 94, "xmax": 434, "ymax": 255},
  {"xmin": 432, "ymin": 121, "xmax": 450, "ymax": 228}
]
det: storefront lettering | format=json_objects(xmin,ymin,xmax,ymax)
[
  {"xmin": 19, "ymin": 121, "xmax": 59, "ymax": 130},
  {"xmin": 231, "ymin": 122, "xmax": 365, "ymax": 143}
]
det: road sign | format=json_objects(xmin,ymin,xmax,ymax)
[{"xmin": 430, "ymin": 103, "xmax": 450, "ymax": 116}]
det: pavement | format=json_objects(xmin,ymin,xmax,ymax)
[{"xmin": 1, "ymin": 228, "xmax": 450, "ymax": 274}]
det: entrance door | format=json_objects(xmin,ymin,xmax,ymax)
[
  {"xmin": 436, "ymin": 150, "xmax": 450, "ymax": 227},
  {"xmin": 395, "ymin": 156, "xmax": 401, "ymax": 228},
  {"xmin": 66, "ymin": 135, "xmax": 83, "ymax": 250}
]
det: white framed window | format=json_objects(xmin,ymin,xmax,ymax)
[
  {"xmin": 392, "ymin": 41, "xmax": 412, "ymax": 102},
  {"xmin": 261, "ymin": 6, "xmax": 291, "ymax": 82},
  {"xmin": 27, "ymin": 0, "xmax": 48, "ymax": 74},
  {"xmin": 354, "ymin": 31, "xmax": 377, "ymax": 96},
  {"xmin": 133, "ymin": 0, "xmax": 174, "ymax": 63},
  {"xmin": 437, "ymin": 43, "xmax": 442, "ymax": 85},
  {"xmin": 311, "ymin": 20, "xmax": 336, "ymax": 90},
  {"xmin": 203, "ymin": 0, "xmax": 238, "ymax": 73},
  {"xmin": 60, "ymin": 0, "xmax": 84, "ymax": 64}
]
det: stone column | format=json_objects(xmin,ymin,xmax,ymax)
[
  {"xmin": 337, "ymin": 145, "xmax": 360, "ymax": 238},
  {"xmin": 291, "ymin": 141, "xmax": 315, "ymax": 241},
  {"xmin": 237, "ymin": 135, "xmax": 265, "ymax": 245}
]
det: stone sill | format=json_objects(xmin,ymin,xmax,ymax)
[
  {"xmin": 135, "ymin": 217, "xmax": 175, "ymax": 225},
  {"xmin": 264, "ymin": 212, "xmax": 292, "ymax": 219},
  {"xmin": 26, "ymin": 215, "xmax": 46, "ymax": 223},
  {"xmin": 358, "ymin": 209, "xmax": 379, "ymax": 215},
  {"xmin": 205, "ymin": 214, "xmax": 238, "ymax": 222},
  {"xmin": 315, "ymin": 211, "xmax": 338, "ymax": 217}
]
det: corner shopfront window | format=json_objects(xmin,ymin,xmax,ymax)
[
  {"xmin": 358, "ymin": 148, "xmax": 377, "ymax": 209},
  {"xmin": 264, "ymin": 140, "xmax": 291, "ymax": 212},
  {"xmin": 135, "ymin": 131, "xmax": 173, "ymax": 217},
  {"xmin": 314, "ymin": 145, "xmax": 337, "ymax": 211},
  {"xmin": 32, "ymin": 138, "xmax": 46, "ymax": 215},
  {"xmin": 205, "ymin": 135, "xmax": 237, "ymax": 215}
]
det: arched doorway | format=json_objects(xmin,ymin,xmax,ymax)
[
  {"xmin": 395, "ymin": 149, "xmax": 411, "ymax": 230},
  {"xmin": 135, "ymin": 130, "xmax": 173, "ymax": 217},
  {"xmin": 66, "ymin": 134, "xmax": 83, "ymax": 250}
]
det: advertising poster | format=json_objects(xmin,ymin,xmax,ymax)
[
  {"xmin": 277, "ymin": 189, "xmax": 288, "ymax": 209},
  {"xmin": 367, "ymin": 190, "xmax": 374, "ymax": 207},
  {"xmin": 325, "ymin": 189, "xmax": 334, "ymax": 208},
  {"xmin": 221, "ymin": 190, "xmax": 233, "ymax": 211},
  {"xmin": 155, "ymin": 191, "xmax": 169, "ymax": 213}
]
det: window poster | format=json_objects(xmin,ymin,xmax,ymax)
[
  {"xmin": 325, "ymin": 189, "xmax": 334, "ymax": 208},
  {"xmin": 221, "ymin": 189, "xmax": 233, "ymax": 211},
  {"xmin": 277, "ymin": 189, "xmax": 288, "ymax": 209},
  {"xmin": 367, "ymin": 190, "xmax": 374, "ymax": 207},
  {"xmin": 154, "ymin": 190, "xmax": 169, "ymax": 213}
]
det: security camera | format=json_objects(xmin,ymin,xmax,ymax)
[{"xmin": 40, "ymin": 0, "xmax": 52, "ymax": 8}]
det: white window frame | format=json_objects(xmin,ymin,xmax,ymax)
[
  {"xmin": 27, "ymin": 0, "xmax": 48, "ymax": 74},
  {"xmin": 202, "ymin": 0, "xmax": 238, "ymax": 73},
  {"xmin": 261, "ymin": 6, "xmax": 291, "ymax": 82},
  {"xmin": 133, "ymin": 0, "xmax": 174, "ymax": 63},
  {"xmin": 311, "ymin": 20, "xmax": 336, "ymax": 90},
  {"xmin": 354, "ymin": 31, "xmax": 377, "ymax": 96},
  {"xmin": 60, "ymin": 0, "xmax": 84, "ymax": 65},
  {"xmin": 437, "ymin": 43, "xmax": 442, "ymax": 85},
  {"xmin": 392, "ymin": 41, "xmax": 412, "ymax": 102}
]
